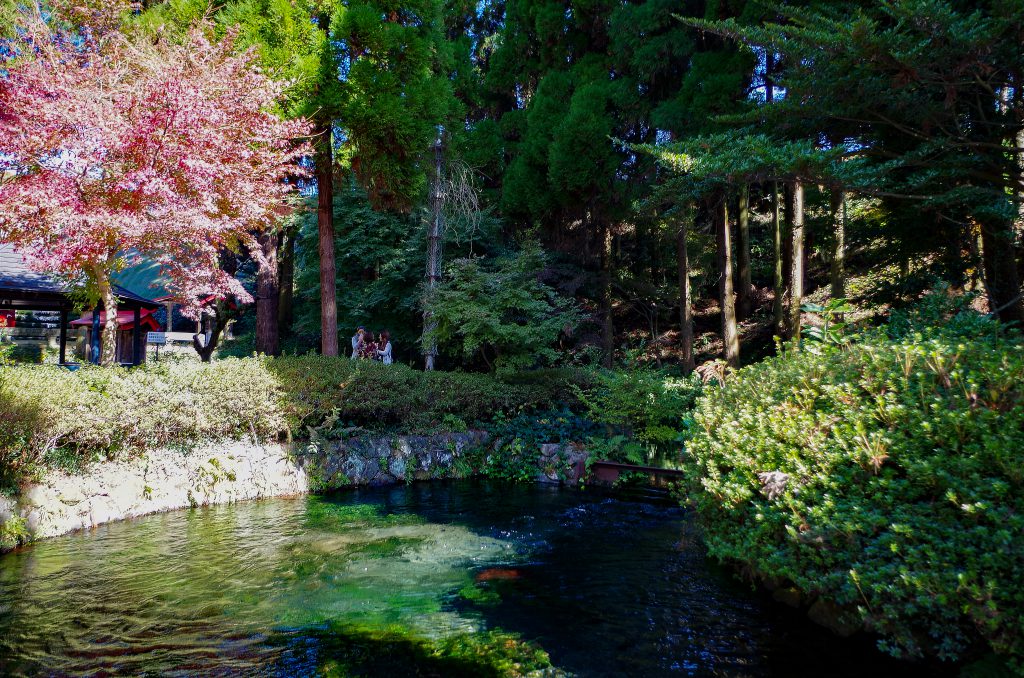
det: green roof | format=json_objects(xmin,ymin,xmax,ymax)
[{"xmin": 115, "ymin": 259, "xmax": 169, "ymax": 300}]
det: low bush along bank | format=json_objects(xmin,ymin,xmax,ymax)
[
  {"xmin": 0, "ymin": 356, "xmax": 598, "ymax": 489},
  {"xmin": 575, "ymin": 367, "xmax": 702, "ymax": 466},
  {"xmin": 684, "ymin": 305, "xmax": 1024, "ymax": 668}
]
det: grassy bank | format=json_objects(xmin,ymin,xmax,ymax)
[
  {"xmin": 683, "ymin": 303, "xmax": 1024, "ymax": 669},
  {"xmin": 0, "ymin": 357, "xmax": 596, "ymax": 489}
]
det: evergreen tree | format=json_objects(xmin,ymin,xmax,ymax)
[
  {"xmin": 693, "ymin": 0, "xmax": 1024, "ymax": 322},
  {"xmin": 334, "ymin": 0, "xmax": 456, "ymax": 211}
]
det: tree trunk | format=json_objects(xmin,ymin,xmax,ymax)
[
  {"xmin": 969, "ymin": 230, "xmax": 983, "ymax": 292},
  {"xmin": 255, "ymin": 227, "xmax": 280, "ymax": 356},
  {"xmin": 423, "ymin": 140, "xmax": 444, "ymax": 371},
  {"xmin": 736, "ymin": 184, "xmax": 752, "ymax": 321},
  {"xmin": 978, "ymin": 213, "xmax": 1024, "ymax": 323},
  {"xmin": 803, "ymin": 209, "xmax": 813, "ymax": 290},
  {"xmin": 633, "ymin": 220, "xmax": 647, "ymax": 278},
  {"xmin": 278, "ymin": 224, "xmax": 295, "ymax": 334},
  {"xmin": 193, "ymin": 318, "xmax": 219, "ymax": 363},
  {"xmin": 315, "ymin": 115, "xmax": 339, "ymax": 356},
  {"xmin": 767, "ymin": 61, "xmax": 785, "ymax": 337},
  {"xmin": 193, "ymin": 335, "xmax": 216, "ymax": 362},
  {"xmin": 601, "ymin": 221, "xmax": 615, "ymax": 368},
  {"xmin": 677, "ymin": 213, "xmax": 694, "ymax": 374},
  {"xmin": 830, "ymin": 190, "xmax": 846, "ymax": 300},
  {"xmin": 784, "ymin": 184, "xmax": 795, "ymax": 291},
  {"xmin": 95, "ymin": 266, "xmax": 119, "ymax": 366},
  {"xmin": 650, "ymin": 220, "xmax": 663, "ymax": 285},
  {"xmin": 771, "ymin": 181, "xmax": 785, "ymax": 336},
  {"xmin": 191, "ymin": 302, "xmax": 235, "ymax": 363},
  {"xmin": 716, "ymin": 196, "xmax": 740, "ymax": 368},
  {"xmin": 788, "ymin": 181, "xmax": 805, "ymax": 341}
]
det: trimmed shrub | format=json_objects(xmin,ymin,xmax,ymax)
[
  {"xmin": 265, "ymin": 357, "xmax": 595, "ymax": 432},
  {"xmin": 0, "ymin": 356, "xmax": 596, "ymax": 487},
  {"xmin": 684, "ymin": 322, "xmax": 1024, "ymax": 666},
  {"xmin": 0, "ymin": 358, "xmax": 287, "ymax": 487}
]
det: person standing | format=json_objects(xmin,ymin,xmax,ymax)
[
  {"xmin": 350, "ymin": 326, "xmax": 365, "ymax": 359},
  {"xmin": 359, "ymin": 331, "xmax": 377, "ymax": 359},
  {"xmin": 376, "ymin": 330, "xmax": 393, "ymax": 365}
]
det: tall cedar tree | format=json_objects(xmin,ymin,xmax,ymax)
[{"xmin": 696, "ymin": 0, "xmax": 1024, "ymax": 322}]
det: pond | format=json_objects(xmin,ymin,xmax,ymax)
[{"xmin": 0, "ymin": 480, "xmax": 951, "ymax": 677}]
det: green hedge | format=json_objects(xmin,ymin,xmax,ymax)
[
  {"xmin": 0, "ymin": 356, "xmax": 595, "ymax": 488},
  {"xmin": 684, "ymin": 324, "xmax": 1024, "ymax": 667},
  {"xmin": 0, "ymin": 359, "xmax": 286, "ymax": 486},
  {"xmin": 267, "ymin": 358, "xmax": 595, "ymax": 432}
]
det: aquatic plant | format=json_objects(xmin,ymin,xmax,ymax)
[
  {"xmin": 288, "ymin": 623, "xmax": 557, "ymax": 677},
  {"xmin": 0, "ymin": 515, "xmax": 28, "ymax": 551}
]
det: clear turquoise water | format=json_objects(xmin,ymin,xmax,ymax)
[{"xmin": 0, "ymin": 480, "xmax": 952, "ymax": 676}]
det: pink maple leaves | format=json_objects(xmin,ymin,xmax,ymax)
[{"xmin": 0, "ymin": 12, "xmax": 309, "ymax": 344}]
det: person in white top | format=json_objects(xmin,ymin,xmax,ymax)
[
  {"xmin": 376, "ymin": 330, "xmax": 393, "ymax": 365},
  {"xmin": 350, "ymin": 326, "xmax": 365, "ymax": 360}
]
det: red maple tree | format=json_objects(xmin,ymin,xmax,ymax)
[{"xmin": 0, "ymin": 6, "xmax": 309, "ymax": 364}]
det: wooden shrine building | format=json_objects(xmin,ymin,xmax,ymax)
[{"xmin": 0, "ymin": 245, "xmax": 160, "ymax": 366}]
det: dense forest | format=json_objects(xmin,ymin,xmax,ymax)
[{"xmin": 90, "ymin": 0, "xmax": 1020, "ymax": 372}]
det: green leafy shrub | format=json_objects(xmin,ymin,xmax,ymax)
[
  {"xmin": 0, "ymin": 342, "xmax": 48, "ymax": 365},
  {"xmin": 0, "ymin": 376, "xmax": 47, "ymax": 488},
  {"xmin": 801, "ymin": 298, "xmax": 855, "ymax": 348},
  {"xmin": 482, "ymin": 407, "xmax": 600, "ymax": 482},
  {"xmin": 887, "ymin": 285, "xmax": 996, "ymax": 341},
  {"xmin": 576, "ymin": 368, "xmax": 702, "ymax": 463},
  {"xmin": 483, "ymin": 438, "xmax": 542, "ymax": 483},
  {"xmin": 583, "ymin": 434, "xmax": 648, "ymax": 466},
  {"xmin": 266, "ymin": 357, "xmax": 595, "ymax": 432},
  {"xmin": 0, "ymin": 514, "xmax": 29, "ymax": 551},
  {"xmin": 684, "ymin": 315, "xmax": 1024, "ymax": 666},
  {"xmin": 0, "ymin": 358, "xmax": 286, "ymax": 489},
  {"xmin": 425, "ymin": 239, "xmax": 581, "ymax": 371}
]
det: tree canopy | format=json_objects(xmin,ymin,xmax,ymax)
[{"xmin": 2, "ymin": 0, "xmax": 1023, "ymax": 373}]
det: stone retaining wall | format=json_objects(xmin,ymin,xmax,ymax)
[
  {"xmin": 9, "ymin": 441, "xmax": 308, "ymax": 542},
  {"xmin": 305, "ymin": 431, "xmax": 492, "ymax": 490},
  {"xmin": 0, "ymin": 432, "xmax": 589, "ymax": 552}
]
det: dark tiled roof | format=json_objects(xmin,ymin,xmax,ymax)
[
  {"xmin": 0, "ymin": 244, "xmax": 66, "ymax": 294},
  {"xmin": 0, "ymin": 244, "xmax": 159, "ymax": 308},
  {"xmin": 112, "ymin": 284, "xmax": 160, "ymax": 308}
]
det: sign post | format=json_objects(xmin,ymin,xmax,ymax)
[{"xmin": 147, "ymin": 331, "xmax": 166, "ymax": 361}]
